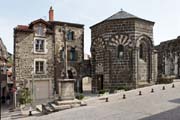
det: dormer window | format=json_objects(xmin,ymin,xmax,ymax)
[
  {"xmin": 37, "ymin": 24, "xmax": 43, "ymax": 36},
  {"xmin": 34, "ymin": 24, "xmax": 45, "ymax": 36}
]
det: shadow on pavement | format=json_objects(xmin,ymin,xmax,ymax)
[
  {"xmin": 169, "ymin": 98, "xmax": 180, "ymax": 104},
  {"xmin": 139, "ymin": 106, "xmax": 180, "ymax": 120}
]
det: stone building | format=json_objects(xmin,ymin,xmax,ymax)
[
  {"xmin": 156, "ymin": 36, "xmax": 180, "ymax": 78},
  {"xmin": 0, "ymin": 38, "xmax": 8, "ymax": 98},
  {"xmin": 90, "ymin": 10, "xmax": 158, "ymax": 93},
  {"xmin": 14, "ymin": 7, "xmax": 84, "ymax": 100}
]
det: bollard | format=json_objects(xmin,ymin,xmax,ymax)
[
  {"xmin": 151, "ymin": 88, "xmax": 154, "ymax": 93},
  {"xmin": 139, "ymin": 91, "xmax": 142, "ymax": 96},
  {"xmin": 105, "ymin": 97, "xmax": 108, "ymax": 102},
  {"xmin": 28, "ymin": 107, "xmax": 32, "ymax": 116},
  {"xmin": 162, "ymin": 86, "xmax": 165, "ymax": 90},
  {"xmin": 123, "ymin": 94, "xmax": 126, "ymax": 99},
  {"xmin": 172, "ymin": 84, "xmax": 175, "ymax": 88}
]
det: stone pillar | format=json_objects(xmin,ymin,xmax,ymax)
[{"xmin": 58, "ymin": 79, "xmax": 75, "ymax": 100}]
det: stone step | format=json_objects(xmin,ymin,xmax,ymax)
[
  {"xmin": 36, "ymin": 105, "xmax": 42, "ymax": 112},
  {"xmin": 55, "ymin": 99, "xmax": 81, "ymax": 106},
  {"xmin": 36, "ymin": 104, "xmax": 54, "ymax": 115},
  {"xmin": 50, "ymin": 103, "xmax": 71, "ymax": 111},
  {"xmin": 80, "ymin": 101, "xmax": 87, "ymax": 106}
]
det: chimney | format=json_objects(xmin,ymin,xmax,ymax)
[{"xmin": 49, "ymin": 6, "xmax": 54, "ymax": 21}]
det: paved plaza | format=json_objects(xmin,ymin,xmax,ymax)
[{"xmin": 1, "ymin": 82, "xmax": 180, "ymax": 120}]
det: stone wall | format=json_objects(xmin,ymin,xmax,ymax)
[{"xmin": 156, "ymin": 36, "xmax": 180, "ymax": 78}]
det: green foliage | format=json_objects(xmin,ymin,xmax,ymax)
[
  {"xmin": 76, "ymin": 94, "xmax": 84, "ymax": 100},
  {"xmin": 117, "ymin": 86, "xmax": 131, "ymax": 91},
  {"xmin": 98, "ymin": 89, "xmax": 109, "ymax": 94},
  {"xmin": 157, "ymin": 77, "xmax": 173, "ymax": 84},
  {"xmin": 19, "ymin": 88, "xmax": 32, "ymax": 105}
]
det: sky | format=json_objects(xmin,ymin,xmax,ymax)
[{"xmin": 0, "ymin": 0, "xmax": 180, "ymax": 55}]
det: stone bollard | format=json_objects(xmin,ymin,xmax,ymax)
[
  {"xmin": 105, "ymin": 97, "xmax": 109, "ymax": 102},
  {"xmin": 28, "ymin": 107, "xmax": 32, "ymax": 116},
  {"xmin": 139, "ymin": 91, "xmax": 142, "ymax": 96},
  {"xmin": 162, "ymin": 86, "xmax": 165, "ymax": 90},
  {"xmin": 123, "ymin": 94, "xmax": 126, "ymax": 99},
  {"xmin": 151, "ymin": 88, "xmax": 154, "ymax": 93},
  {"xmin": 172, "ymin": 84, "xmax": 175, "ymax": 88}
]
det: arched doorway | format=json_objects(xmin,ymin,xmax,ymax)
[
  {"xmin": 137, "ymin": 35, "xmax": 153, "ymax": 83},
  {"xmin": 81, "ymin": 76, "xmax": 92, "ymax": 94}
]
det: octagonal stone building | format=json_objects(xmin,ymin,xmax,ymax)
[{"xmin": 90, "ymin": 10, "xmax": 158, "ymax": 93}]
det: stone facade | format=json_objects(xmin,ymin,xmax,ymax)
[
  {"xmin": 14, "ymin": 7, "xmax": 84, "ymax": 100},
  {"xmin": 0, "ymin": 38, "xmax": 8, "ymax": 98},
  {"xmin": 90, "ymin": 10, "xmax": 158, "ymax": 93},
  {"xmin": 156, "ymin": 36, "xmax": 180, "ymax": 78},
  {"xmin": 14, "ymin": 20, "xmax": 55, "ymax": 100}
]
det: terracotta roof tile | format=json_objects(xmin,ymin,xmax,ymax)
[{"xmin": 17, "ymin": 25, "xmax": 29, "ymax": 30}]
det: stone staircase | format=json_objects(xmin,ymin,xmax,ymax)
[{"xmin": 36, "ymin": 99, "xmax": 87, "ymax": 115}]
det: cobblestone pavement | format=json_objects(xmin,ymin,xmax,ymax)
[{"xmin": 3, "ymin": 82, "xmax": 180, "ymax": 120}]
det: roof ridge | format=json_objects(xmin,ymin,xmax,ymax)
[{"xmin": 105, "ymin": 10, "xmax": 139, "ymax": 21}]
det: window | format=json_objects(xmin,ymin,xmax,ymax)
[
  {"xmin": 70, "ymin": 48, "xmax": 76, "ymax": 61},
  {"xmin": 35, "ymin": 61, "xmax": 44, "ymax": 74},
  {"xmin": 37, "ymin": 24, "xmax": 43, "ymax": 36},
  {"xmin": 67, "ymin": 31, "xmax": 74, "ymax": 41},
  {"xmin": 35, "ymin": 39, "xmax": 44, "ymax": 52},
  {"xmin": 140, "ymin": 44, "xmax": 143, "ymax": 59},
  {"xmin": 118, "ymin": 45, "xmax": 124, "ymax": 58}
]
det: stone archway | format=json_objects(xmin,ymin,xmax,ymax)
[
  {"xmin": 136, "ymin": 35, "xmax": 153, "ymax": 83},
  {"xmin": 82, "ymin": 76, "xmax": 92, "ymax": 93}
]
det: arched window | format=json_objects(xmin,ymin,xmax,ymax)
[
  {"xmin": 118, "ymin": 45, "xmax": 124, "ymax": 58},
  {"xmin": 139, "ymin": 44, "xmax": 143, "ymax": 59}
]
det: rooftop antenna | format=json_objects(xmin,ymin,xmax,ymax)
[{"xmin": 42, "ymin": 16, "xmax": 47, "ymax": 20}]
